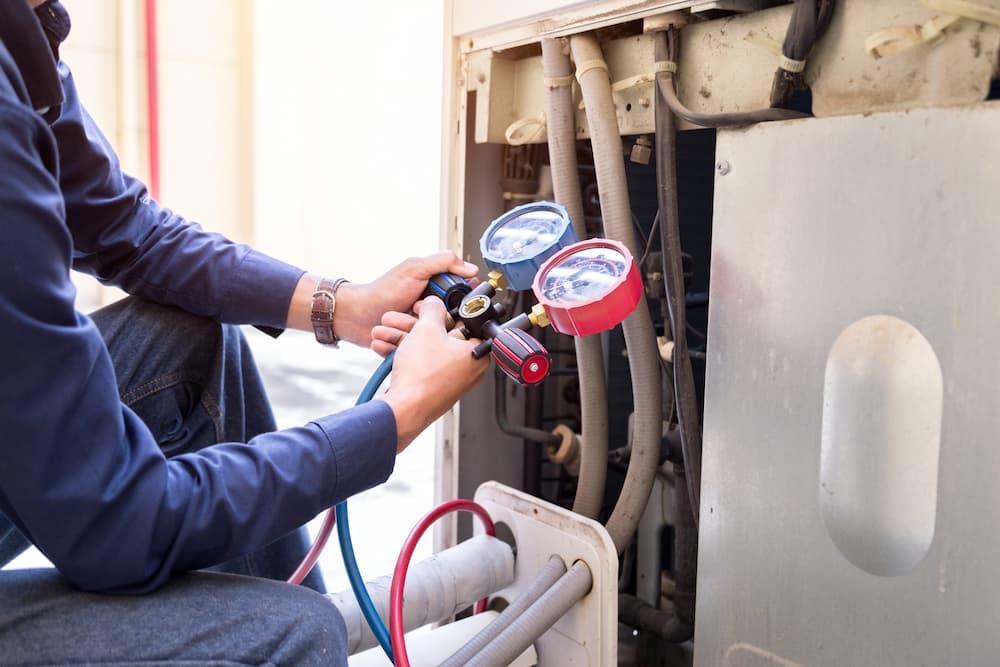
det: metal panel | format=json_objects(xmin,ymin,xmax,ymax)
[{"xmin": 696, "ymin": 103, "xmax": 1000, "ymax": 666}]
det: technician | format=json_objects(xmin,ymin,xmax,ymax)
[{"xmin": 0, "ymin": 0, "xmax": 487, "ymax": 664}]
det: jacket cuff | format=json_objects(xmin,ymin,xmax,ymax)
[
  {"xmin": 221, "ymin": 248, "xmax": 305, "ymax": 328},
  {"xmin": 311, "ymin": 400, "xmax": 398, "ymax": 504}
]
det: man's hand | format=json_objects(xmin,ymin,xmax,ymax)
[
  {"xmin": 286, "ymin": 252, "xmax": 478, "ymax": 347},
  {"xmin": 380, "ymin": 297, "xmax": 489, "ymax": 452}
]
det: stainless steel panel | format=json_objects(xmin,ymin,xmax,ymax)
[{"xmin": 696, "ymin": 103, "xmax": 1000, "ymax": 667}]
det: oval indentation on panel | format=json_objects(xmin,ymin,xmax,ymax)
[{"xmin": 820, "ymin": 315, "xmax": 942, "ymax": 577}]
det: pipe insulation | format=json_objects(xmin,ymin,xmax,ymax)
[
  {"xmin": 439, "ymin": 555, "xmax": 567, "ymax": 667},
  {"xmin": 465, "ymin": 561, "xmax": 594, "ymax": 667},
  {"xmin": 327, "ymin": 535, "xmax": 514, "ymax": 656},
  {"xmin": 570, "ymin": 33, "xmax": 663, "ymax": 553},
  {"xmin": 541, "ymin": 37, "xmax": 610, "ymax": 521}
]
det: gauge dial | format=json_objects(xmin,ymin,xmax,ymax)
[
  {"xmin": 532, "ymin": 238, "xmax": 642, "ymax": 337},
  {"xmin": 480, "ymin": 202, "xmax": 577, "ymax": 291},
  {"xmin": 538, "ymin": 245, "xmax": 627, "ymax": 304},
  {"xmin": 484, "ymin": 209, "xmax": 564, "ymax": 261}
]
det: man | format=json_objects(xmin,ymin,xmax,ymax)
[{"xmin": 0, "ymin": 0, "xmax": 488, "ymax": 664}]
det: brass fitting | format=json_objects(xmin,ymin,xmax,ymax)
[
  {"xmin": 487, "ymin": 270, "xmax": 508, "ymax": 290},
  {"xmin": 529, "ymin": 303, "xmax": 551, "ymax": 329}
]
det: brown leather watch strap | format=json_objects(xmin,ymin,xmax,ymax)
[{"xmin": 311, "ymin": 277, "xmax": 349, "ymax": 346}]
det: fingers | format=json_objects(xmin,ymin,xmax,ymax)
[
  {"xmin": 381, "ymin": 311, "xmax": 417, "ymax": 332},
  {"xmin": 407, "ymin": 251, "xmax": 479, "ymax": 280},
  {"xmin": 413, "ymin": 296, "xmax": 449, "ymax": 327},
  {"xmin": 371, "ymin": 339, "xmax": 397, "ymax": 358}
]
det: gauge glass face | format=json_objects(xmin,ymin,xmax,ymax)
[
  {"xmin": 539, "ymin": 245, "xmax": 627, "ymax": 304},
  {"xmin": 485, "ymin": 210, "xmax": 565, "ymax": 261}
]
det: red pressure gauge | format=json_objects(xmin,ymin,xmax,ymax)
[{"xmin": 532, "ymin": 238, "xmax": 643, "ymax": 337}]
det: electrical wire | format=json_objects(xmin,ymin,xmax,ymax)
[
  {"xmin": 659, "ymin": 28, "xmax": 808, "ymax": 128},
  {"xmin": 389, "ymin": 499, "xmax": 497, "ymax": 667},
  {"xmin": 638, "ymin": 211, "xmax": 661, "ymax": 269},
  {"xmin": 770, "ymin": 0, "xmax": 837, "ymax": 108}
]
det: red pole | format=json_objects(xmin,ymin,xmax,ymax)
[{"xmin": 144, "ymin": 0, "xmax": 160, "ymax": 201}]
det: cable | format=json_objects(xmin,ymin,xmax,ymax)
[
  {"xmin": 658, "ymin": 28, "xmax": 808, "ymax": 128},
  {"xmin": 655, "ymin": 28, "xmax": 703, "ymax": 527},
  {"xmin": 770, "ymin": 0, "xmax": 837, "ymax": 108},
  {"xmin": 638, "ymin": 211, "xmax": 661, "ymax": 269},
  {"xmin": 389, "ymin": 499, "xmax": 497, "ymax": 667}
]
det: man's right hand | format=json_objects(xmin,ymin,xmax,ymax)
[{"xmin": 379, "ymin": 297, "xmax": 489, "ymax": 453}]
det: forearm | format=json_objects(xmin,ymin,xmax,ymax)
[{"xmin": 285, "ymin": 272, "xmax": 369, "ymax": 346}]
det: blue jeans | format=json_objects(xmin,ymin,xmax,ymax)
[{"xmin": 0, "ymin": 297, "xmax": 342, "ymax": 664}]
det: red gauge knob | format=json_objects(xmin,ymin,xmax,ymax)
[
  {"xmin": 532, "ymin": 238, "xmax": 643, "ymax": 337},
  {"xmin": 490, "ymin": 327, "xmax": 551, "ymax": 386}
]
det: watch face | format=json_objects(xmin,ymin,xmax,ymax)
[
  {"xmin": 538, "ymin": 244, "xmax": 628, "ymax": 304},
  {"xmin": 484, "ymin": 209, "xmax": 566, "ymax": 262}
]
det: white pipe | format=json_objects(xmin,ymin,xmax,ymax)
[
  {"xmin": 327, "ymin": 535, "xmax": 514, "ymax": 656},
  {"xmin": 465, "ymin": 561, "xmax": 593, "ymax": 667},
  {"xmin": 348, "ymin": 611, "xmax": 537, "ymax": 667},
  {"xmin": 439, "ymin": 555, "xmax": 566, "ymax": 667}
]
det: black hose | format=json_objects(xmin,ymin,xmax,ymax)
[
  {"xmin": 770, "ymin": 0, "xmax": 837, "ymax": 108},
  {"xmin": 659, "ymin": 29, "xmax": 807, "ymax": 128},
  {"xmin": 495, "ymin": 369, "xmax": 561, "ymax": 446},
  {"xmin": 654, "ymin": 30, "xmax": 703, "ymax": 527}
]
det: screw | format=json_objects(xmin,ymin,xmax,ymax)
[
  {"xmin": 528, "ymin": 362, "xmax": 539, "ymax": 372},
  {"xmin": 716, "ymin": 160, "xmax": 731, "ymax": 175}
]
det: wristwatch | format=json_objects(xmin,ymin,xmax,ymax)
[{"xmin": 311, "ymin": 277, "xmax": 349, "ymax": 346}]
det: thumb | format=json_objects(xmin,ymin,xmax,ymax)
[{"xmin": 413, "ymin": 296, "xmax": 448, "ymax": 328}]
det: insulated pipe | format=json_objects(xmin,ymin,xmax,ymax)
[
  {"xmin": 327, "ymin": 535, "xmax": 514, "ymax": 656},
  {"xmin": 570, "ymin": 33, "xmax": 663, "ymax": 553},
  {"xmin": 439, "ymin": 555, "xmax": 568, "ymax": 667},
  {"xmin": 465, "ymin": 561, "xmax": 594, "ymax": 667},
  {"xmin": 654, "ymin": 28, "xmax": 703, "ymax": 524},
  {"xmin": 541, "ymin": 36, "xmax": 609, "ymax": 521}
]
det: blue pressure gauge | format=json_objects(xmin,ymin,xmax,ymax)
[{"xmin": 480, "ymin": 201, "xmax": 578, "ymax": 291}]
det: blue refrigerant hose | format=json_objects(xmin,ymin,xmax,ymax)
[{"xmin": 337, "ymin": 350, "xmax": 396, "ymax": 661}]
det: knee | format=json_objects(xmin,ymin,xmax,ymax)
[{"xmin": 269, "ymin": 582, "xmax": 350, "ymax": 666}]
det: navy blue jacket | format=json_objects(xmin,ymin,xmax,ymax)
[{"xmin": 0, "ymin": 5, "xmax": 396, "ymax": 592}]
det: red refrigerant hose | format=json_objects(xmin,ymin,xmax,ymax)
[{"xmin": 389, "ymin": 499, "xmax": 497, "ymax": 667}]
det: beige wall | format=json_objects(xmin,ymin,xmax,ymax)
[
  {"xmin": 61, "ymin": 0, "xmax": 254, "ymax": 305},
  {"xmin": 253, "ymin": 1, "xmax": 446, "ymax": 281},
  {"xmin": 61, "ymin": 1, "xmax": 448, "ymax": 300}
]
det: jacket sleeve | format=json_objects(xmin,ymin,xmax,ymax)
[
  {"xmin": 0, "ymin": 89, "xmax": 398, "ymax": 594},
  {"xmin": 52, "ymin": 62, "xmax": 303, "ymax": 329}
]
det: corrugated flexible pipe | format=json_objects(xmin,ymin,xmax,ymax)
[
  {"xmin": 438, "ymin": 555, "xmax": 567, "ymax": 667},
  {"xmin": 541, "ymin": 37, "xmax": 609, "ymax": 520},
  {"xmin": 570, "ymin": 33, "xmax": 663, "ymax": 553},
  {"xmin": 464, "ymin": 561, "xmax": 594, "ymax": 667}
]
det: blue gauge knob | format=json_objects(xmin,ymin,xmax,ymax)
[{"xmin": 480, "ymin": 201, "xmax": 578, "ymax": 291}]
